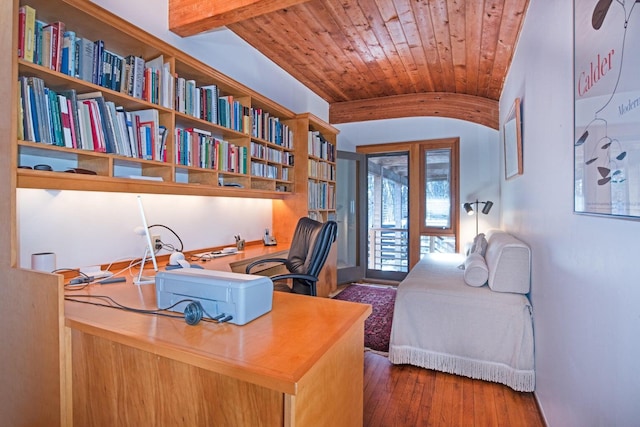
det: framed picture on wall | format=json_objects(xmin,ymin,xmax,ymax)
[
  {"xmin": 574, "ymin": 0, "xmax": 640, "ymax": 218},
  {"xmin": 503, "ymin": 97, "xmax": 523, "ymax": 180}
]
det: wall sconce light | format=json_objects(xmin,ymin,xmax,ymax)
[{"xmin": 463, "ymin": 199, "xmax": 494, "ymax": 236}]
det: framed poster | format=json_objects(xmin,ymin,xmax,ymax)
[
  {"xmin": 504, "ymin": 98, "xmax": 523, "ymax": 180},
  {"xmin": 574, "ymin": 0, "xmax": 640, "ymax": 218}
]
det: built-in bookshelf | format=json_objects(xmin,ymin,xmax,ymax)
[
  {"xmin": 15, "ymin": 0, "xmax": 296, "ymax": 198},
  {"xmin": 272, "ymin": 113, "xmax": 338, "ymax": 296},
  {"xmin": 307, "ymin": 127, "xmax": 336, "ymax": 222}
]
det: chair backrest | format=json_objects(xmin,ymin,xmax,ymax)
[{"xmin": 285, "ymin": 217, "xmax": 337, "ymax": 295}]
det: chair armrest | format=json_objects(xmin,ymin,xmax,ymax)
[
  {"xmin": 269, "ymin": 273, "xmax": 319, "ymax": 283},
  {"xmin": 245, "ymin": 258, "xmax": 288, "ymax": 274},
  {"xmin": 270, "ymin": 273, "xmax": 319, "ymax": 296}
]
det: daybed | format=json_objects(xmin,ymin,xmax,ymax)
[{"xmin": 388, "ymin": 230, "xmax": 535, "ymax": 392}]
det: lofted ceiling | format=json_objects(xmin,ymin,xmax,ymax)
[{"xmin": 169, "ymin": 0, "xmax": 530, "ymax": 129}]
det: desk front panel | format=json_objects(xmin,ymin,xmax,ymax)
[{"xmin": 71, "ymin": 329, "xmax": 284, "ymax": 426}]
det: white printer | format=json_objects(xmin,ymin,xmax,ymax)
[{"xmin": 155, "ymin": 268, "xmax": 273, "ymax": 325}]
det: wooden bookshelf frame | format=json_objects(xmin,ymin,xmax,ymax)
[{"xmin": 15, "ymin": 0, "xmax": 298, "ymax": 198}]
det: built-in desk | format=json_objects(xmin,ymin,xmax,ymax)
[
  {"xmin": 191, "ymin": 243, "xmax": 289, "ymax": 276},
  {"xmin": 64, "ymin": 256, "xmax": 371, "ymax": 426}
]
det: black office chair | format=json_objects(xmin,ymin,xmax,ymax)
[{"xmin": 246, "ymin": 217, "xmax": 337, "ymax": 296}]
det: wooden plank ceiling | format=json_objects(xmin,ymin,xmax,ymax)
[{"xmin": 169, "ymin": 0, "xmax": 530, "ymax": 129}]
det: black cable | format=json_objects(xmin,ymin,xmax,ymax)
[
  {"xmin": 64, "ymin": 294, "xmax": 229, "ymax": 325},
  {"xmin": 148, "ymin": 224, "xmax": 184, "ymax": 252}
]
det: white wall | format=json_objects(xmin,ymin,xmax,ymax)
[
  {"xmin": 18, "ymin": 190, "xmax": 273, "ymax": 269},
  {"xmin": 337, "ymin": 117, "xmax": 501, "ymax": 246},
  {"xmin": 18, "ymin": 0, "xmax": 328, "ymax": 269},
  {"xmin": 500, "ymin": 1, "xmax": 640, "ymax": 425}
]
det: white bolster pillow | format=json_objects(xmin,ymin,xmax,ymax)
[{"xmin": 463, "ymin": 253, "xmax": 489, "ymax": 287}]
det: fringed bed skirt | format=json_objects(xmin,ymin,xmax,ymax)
[{"xmin": 389, "ymin": 345, "xmax": 535, "ymax": 392}]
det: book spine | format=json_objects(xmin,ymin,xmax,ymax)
[
  {"xmin": 132, "ymin": 56, "xmax": 145, "ymax": 99},
  {"xmin": 48, "ymin": 88, "xmax": 64, "ymax": 146},
  {"xmin": 77, "ymin": 38, "xmax": 94, "ymax": 82},
  {"xmin": 58, "ymin": 94, "xmax": 73, "ymax": 148},
  {"xmin": 41, "ymin": 25, "xmax": 52, "ymax": 69},
  {"xmin": 92, "ymin": 40, "xmax": 104, "ymax": 85},
  {"xmin": 112, "ymin": 54, "xmax": 122, "ymax": 92},
  {"xmin": 66, "ymin": 97, "xmax": 77, "ymax": 148},
  {"xmin": 34, "ymin": 20, "xmax": 44, "ymax": 65},
  {"xmin": 43, "ymin": 21, "xmax": 64, "ymax": 72},
  {"xmin": 102, "ymin": 50, "xmax": 113, "ymax": 89},
  {"xmin": 76, "ymin": 101, "xmax": 91, "ymax": 150},
  {"xmin": 18, "ymin": 7, "xmax": 26, "ymax": 59},
  {"xmin": 61, "ymin": 31, "xmax": 76, "ymax": 76}
]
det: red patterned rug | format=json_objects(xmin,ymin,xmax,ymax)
[{"xmin": 332, "ymin": 284, "xmax": 397, "ymax": 353}]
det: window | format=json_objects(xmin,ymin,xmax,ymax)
[{"xmin": 419, "ymin": 140, "xmax": 459, "ymax": 256}]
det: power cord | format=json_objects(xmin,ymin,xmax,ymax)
[
  {"xmin": 148, "ymin": 224, "xmax": 184, "ymax": 252},
  {"xmin": 64, "ymin": 294, "xmax": 233, "ymax": 325}
]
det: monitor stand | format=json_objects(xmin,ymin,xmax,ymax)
[{"xmin": 134, "ymin": 248, "xmax": 155, "ymax": 285}]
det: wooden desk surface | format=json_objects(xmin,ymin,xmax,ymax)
[
  {"xmin": 64, "ymin": 272, "xmax": 371, "ymax": 396},
  {"xmin": 187, "ymin": 243, "xmax": 288, "ymax": 272}
]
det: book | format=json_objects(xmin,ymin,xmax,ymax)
[
  {"xmin": 29, "ymin": 77, "xmax": 50, "ymax": 144},
  {"xmin": 175, "ymin": 77, "xmax": 185, "ymax": 113},
  {"xmin": 77, "ymin": 92, "xmax": 116, "ymax": 153},
  {"xmin": 113, "ymin": 107, "xmax": 132, "ymax": 157},
  {"xmin": 57, "ymin": 94, "xmax": 74, "ymax": 148},
  {"xmin": 92, "ymin": 39, "xmax": 104, "ymax": 86},
  {"xmin": 111, "ymin": 54, "xmax": 123, "ymax": 92},
  {"xmin": 33, "ymin": 20, "xmax": 44, "ymax": 66},
  {"xmin": 60, "ymin": 89, "xmax": 82, "ymax": 149},
  {"xmin": 101, "ymin": 49, "xmax": 113, "ymax": 89},
  {"xmin": 130, "ymin": 109, "xmax": 159, "ymax": 160},
  {"xmin": 76, "ymin": 38, "xmax": 94, "ymax": 82},
  {"xmin": 47, "ymin": 88, "xmax": 64, "ymax": 146},
  {"xmin": 18, "ymin": 7, "xmax": 25, "ymax": 59},
  {"xmin": 41, "ymin": 24, "xmax": 53, "ymax": 69},
  {"xmin": 130, "ymin": 56, "xmax": 145, "ymax": 99},
  {"xmin": 104, "ymin": 101, "xmax": 124, "ymax": 155},
  {"xmin": 66, "ymin": 98, "xmax": 77, "ymax": 148},
  {"xmin": 43, "ymin": 21, "xmax": 64, "ymax": 71},
  {"xmin": 61, "ymin": 30, "xmax": 76, "ymax": 76},
  {"xmin": 144, "ymin": 55, "xmax": 163, "ymax": 105},
  {"xmin": 117, "ymin": 108, "xmax": 138, "ymax": 158},
  {"xmin": 83, "ymin": 99, "xmax": 106, "ymax": 152},
  {"xmin": 19, "ymin": 77, "xmax": 35, "ymax": 141},
  {"xmin": 200, "ymin": 84, "xmax": 219, "ymax": 124},
  {"xmin": 75, "ymin": 100, "xmax": 92, "ymax": 150}
]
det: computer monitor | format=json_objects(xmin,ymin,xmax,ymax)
[{"xmin": 134, "ymin": 195, "xmax": 158, "ymax": 285}]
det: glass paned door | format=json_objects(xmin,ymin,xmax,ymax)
[
  {"xmin": 366, "ymin": 152, "xmax": 409, "ymax": 281},
  {"xmin": 336, "ymin": 151, "xmax": 366, "ymax": 284}
]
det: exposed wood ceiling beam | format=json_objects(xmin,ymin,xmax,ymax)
[
  {"xmin": 329, "ymin": 93, "xmax": 499, "ymax": 130},
  {"xmin": 169, "ymin": 0, "xmax": 311, "ymax": 37}
]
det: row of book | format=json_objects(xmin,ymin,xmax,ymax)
[
  {"xmin": 252, "ymin": 109, "xmax": 293, "ymax": 147},
  {"xmin": 174, "ymin": 128, "xmax": 247, "ymax": 174},
  {"xmin": 308, "ymin": 131, "xmax": 336, "ymax": 162},
  {"xmin": 19, "ymin": 76, "xmax": 166, "ymax": 161},
  {"xmin": 308, "ymin": 180, "xmax": 335, "ymax": 211},
  {"xmin": 250, "ymin": 163, "xmax": 280, "ymax": 180},
  {"xmin": 177, "ymin": 81, "xmax": 250, "ymax": 134},
  {"xmin": 250, "ymin": 142, "xmax": 294, "ymax": 166},
  {"xmin": 17, "ymin": 5, "xmax": 173, "ymax": 109},
  {"xmin": 308, "ymin": 159, "xmax": 336, "ymax": 181},
  {"xmin": 17, "ymin": 5, "xmax": 293, "ymax": 137}
]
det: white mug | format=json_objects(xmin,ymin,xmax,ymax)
[{"xmin": 31, "ymin": 252, "xmax": 56, "ymax": 272}]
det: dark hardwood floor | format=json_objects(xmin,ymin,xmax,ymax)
[{"xmin": 363, "ymin": 351, "xmax": 545, "ymax": 427}]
